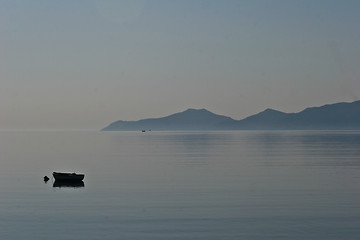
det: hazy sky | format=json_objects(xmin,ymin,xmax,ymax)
[{"xmin": 1, "ymin": 0, "xmax": 360, "ymax": 129}]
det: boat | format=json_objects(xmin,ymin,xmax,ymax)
[
  {"xmin": 52, "ymin": 172, "xmax": 84, "ymax": 181},
  {"xmin": 53, "ymin": 180, "xmax": 85, "ymax": 188}
]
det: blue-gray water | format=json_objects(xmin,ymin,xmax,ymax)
[{"xmin": 1, "ymin": 130, "xmax": 360, "ymax": 239}]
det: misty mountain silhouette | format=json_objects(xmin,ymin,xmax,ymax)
[
  {"xmin": 102, "ymin": 100, "xmax": 360, "ymax": 131},
  {"xmin": 102, "ymin": 108, "xmax": 238, "ymax": 131}
]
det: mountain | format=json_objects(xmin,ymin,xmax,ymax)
[
  {"xmin": 238, "ymin": 100, "xmax": 360, "ymax": 130},
  {"xmin": 102, "ymin": 108, "xmax": 239, "ymax": 131},
  {"xmin": 236, "ymin": 108, "xmax": 294, "ymax": 130},
  {"xmin": 102, "ymin": 100, "xmax": 360, "ymax": 131},
  {"xmin": 289, "ymin": 101, "xmax": 360, "ymax": 129}
]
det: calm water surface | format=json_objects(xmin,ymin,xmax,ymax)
[{"xmin": 1, "ymin": 131, "xmax": 360, "ymax": 239}]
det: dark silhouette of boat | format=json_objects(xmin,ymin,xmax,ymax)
[
  {"xmin": 53, "ymin": 180, "xmax": 84, "ymax": 188},
  {"xmin": 53, "ymin": 172, "xmax": 84, "ymax": 181}
]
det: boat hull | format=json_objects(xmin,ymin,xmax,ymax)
[
  {"xmin": 53, "ymin": 172, "xmax": 84, "ymax": 181},
  {"xmin": 53, "ymin": 180, "xmax": 84, "ymax": 188}
]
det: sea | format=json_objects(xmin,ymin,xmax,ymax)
[{"xmin": 1, "ymin": 130, "xmax": 360, "ymax": 240}]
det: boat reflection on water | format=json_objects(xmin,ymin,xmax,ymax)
[{"xmin": 53, "ymin": 180, "xmax": 85, "ymax": 188}]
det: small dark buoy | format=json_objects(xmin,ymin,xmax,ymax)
[{"xmin": 44, "ymin": 176, "xmax": 50, "ymax": 182}]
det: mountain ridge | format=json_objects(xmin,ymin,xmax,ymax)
[
  {"xmin": 103, "ymin": 108, "xmax": 239, "ymax": 131},
  {"xmin": 102, "ymin": 100, "xmax": 360, "ymax": 131}
]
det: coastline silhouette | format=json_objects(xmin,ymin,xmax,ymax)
[{"xmin": 102, "ymin": 100, "xmax": 360, "ymax": 131}]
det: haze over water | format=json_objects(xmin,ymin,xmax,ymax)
[{"xmin": 1, "ymin": 130, "xmax": 360, "ymax": 239}]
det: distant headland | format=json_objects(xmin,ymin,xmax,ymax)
[{"xmin": 102, "ymin": 100, "xmax": 360, "ymax": 131}]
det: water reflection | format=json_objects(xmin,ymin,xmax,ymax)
[
  {"xmin": 107, "ymin": 131, "xmax": 235, "ymax": 166},
  {"xmin": 244, "ymin": 131, "xmax": 360, "ymax": 167},
  {"xmin": 53, "ymin": 180, "xmax": 85, "ymax": 188}
]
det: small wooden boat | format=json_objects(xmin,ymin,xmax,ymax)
[{"xmin": 53, "ymin": 172, "xmax": 84, "ymax": 181}]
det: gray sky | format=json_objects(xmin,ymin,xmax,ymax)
[{"xmin": 1, "ymin": 0, "xmax": 360, "ymax": 130}]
